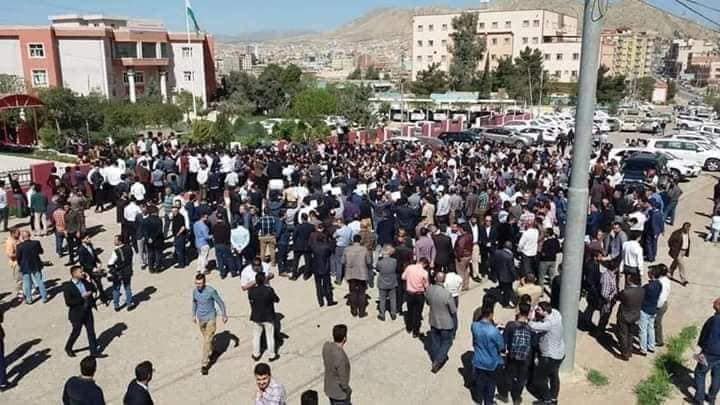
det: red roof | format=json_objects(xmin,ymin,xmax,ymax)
[{"xmin": 0, "ymin": 94, "xmax": 44, "ymax": 111}]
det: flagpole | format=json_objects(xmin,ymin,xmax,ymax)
[{"xmin": 185, "ymin": 0, "xmax": 197, "ymax": 118}]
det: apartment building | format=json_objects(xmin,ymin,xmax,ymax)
[
  {"xmin": 0, "ymin": 14, "xmax": 216, "ymax": 107},
  {"xmin": 599, "ymin": 29, "xmax": 661, "ymax": 78},
  {"xmin": 411, "ymin": 9, "xmax": 581, "ymax": 83},
  {"xmin": 664, "ymin": 38, "xmax": 717, "ymax": 79},
  {"xmin": 686, "ymin": 53, "xmax": 720, "ymax": 88}
]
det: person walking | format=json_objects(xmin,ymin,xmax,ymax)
[
  {"xmin": 402, "ymin": 258, "xmax": 430, "ymax": 338},
  {"xmin": 454, "ymin": 224, "xmax": 474, "ymax": 291},
  {"xmin": 62, "ymin": 356, "xmax": 105, "ymax": 405},
  {"xmin": 249, "ymin": 272, "xmax": 280, "ymax": 362},
  {"xmin": 693, "ymin": 297, "xmax": 720, "ymax": 404},
  {"xmin": 108, "ymin": 235, "xmax": 135, "ymax": 311},
  {"xmin": 343, "ymin": 235, "xmax": 371, "ymax": 318},
  {"xmin": 191, "ymin": 273, "xmax": 227, "ymax": 375},
  {"xmin": 16, "ymin": 230, "xmax": 48, "ymax": 304},
  {"xmin": 654, "ymin": 264, "xmax": 671, "ymax": 347},
  {"xmin": 499, "ymin": 302, "xmax": 533, "ymax": 405},
  {"xmin": 65, "ymin": 202, "xmax": 83, "ymax": 265},
  {"xmin": 254, "ymin": 362, "xmax": 287, "ymax": 405},
  {"xmin": 615, "ymin": 273, "xmax": 645, "ymax": 360},
  {"xmin": 123, "ymin": 360, "xmax": 154, "ymax": 405},
  {"xmin": 291, "ymin": 214, "xmax": 314, "ymax": 280},
  {"xmin": 63, "ymin": 266, "xmax": 101, "ymax": 357},
  {"xmin": 425, "ymin": 272, "xmax": 457, "ymax": 373},
  {"xmin": 171, "ymin": 206, "xmax": 188, "ymax": 269},
  {"xmin": 375, "ymin": 245, "xmax": 398, "ymax": 321},
  {"xmin": 668, "ymin": 222, "xmax": 691, "ymax": 286},
  {"xmin": 5, "ymin": 228, "xmax": 23, "ymax": 302},
  {"xmin": 193, "ymin": 213, "xmax": 212, "ymax": 274},
  {"xmin": 538, "ymin": 228, "xmax": 561, "ymax": 288},
  {"xmin": 529, "ymin": 301, "xmax": 566, "ymax": 404},
  {"xmin": 639, "ymin": 268, "xmax": 662, "ymax": 355},
  {"xmin": 311, "ymin": 232, "xmax": 336, "ymax": 307},
  {"xmin": 493, "ymin": 241, "xmax": 517, "ymax": 308},
  {"xmin": 79, "ymin": 234, "xmax": 109, "ymax": 306},
  {"xmin": 471, "ymin": 304, "xmax": 504, "ymax": 405},
  {"xmin": 322, "ymin": 324, "xmax": 352, "ymax": 405}
]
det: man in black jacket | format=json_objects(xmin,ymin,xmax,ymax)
[
  {"xmin": 616, "ymin": 273, "xmax": 645, "ymax": 360},
  {"xmin": 108, "ymin": 235, "xmax": 135, "ymax": 312},
  {"xmin": 478, "ymin": 215, "xmax": 498, "ymax": 279},
  {"xmin": 291, "ymin": 214, "xmax": 315, "ymax": 280},
  {"xmin": 432, "ymin": 225, "xmax": 454, "ymax": 273},
  {"xmin": 63, "ymin": 266, "xmax": 101, "ymax": 357},
  {"xmin": 78, "ymin": 234, "xmax": 109, "ymax": 306},
  {"xmin": 492, "ymin": 241, "xmax": 517, "ymax": 308},
  {"xmin": 62, "ymin": 356, "xmax": 105, "ymax": 405},
  {"xmin": 17, "ymin": 230, "xmax": 48, "ymax": 304},
  {"xmin": 143, "ymin": 206, "xmax": 164, "ymax": 273},
  {"xmin": 249, "ymin": 272, "xmax": 280, "ymax": 362},
  {"xmin": 123, "ymin": 360, "xmax": 154, "ymax": 405}
]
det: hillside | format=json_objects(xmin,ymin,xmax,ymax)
[{"xmin": 323, "ymin": 6, "xmax": 455, "ymax": 42}]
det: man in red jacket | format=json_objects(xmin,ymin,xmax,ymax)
[{"xmin": 454, "ymin": 224, "xmax": 474, "ymax": 291}]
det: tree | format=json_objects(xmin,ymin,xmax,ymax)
[
  {"xmin": 290, "ymin": 87, "xmax": 338, "ymax": 119},
  {"xmin": 478, "ymin": 57, "xmax": 493, "ymax": 98},
  {"xmin": 666, "ymin": 79, "xmax": 677, "ymax": 103},
  {"xmin": 347, "ymin": 68, "xmax": 362, "ymax": 80},
  {"xmin": 38, "ymin": 87, "xmax": 82, "ymax": 133},
  {"xmin": 411, "ymin": 63, "xmax": 449, "ymax": 96},
  {"xmin": 513, "ymin": 47, "xmax": 546, "ymax": 104},
  {"xmin": 596, "ymin": 66, "xmax": 627, "ymax": 105},
  {"xmin": 336, "ymin": 84, "xmax": 375, "ymax": 128},
  {"xmin": 217, "ymin": 91, "xmax": 254, "ymax": 117},
  {"xmin": 187, "ymin": 119, "xmax": 214, "ymax": 145},
  {"xmin": 141, "ymin": 77, "xmax": 162, "ymax": 103},
  {"xmin": 365, "ymin": 65, "xmax": 380, "ymax": 80},
  {"xmin": 234, "ymin": 119, "xmax": 268, "ymax": 146},
  {"xmin": 0, "ymin": 74, "xmax": 24, "ymax": 93},
  {"xmin": 492, "ymin": 57, "xmax": 516, "ymax": 93},
  {"xmin": 174, "ymin": 90, "xmax": 202, "ymax": 116},
  {"xmin": 448, "ymin": 12, "xmax": 485, "ymax": 91},
  {"xmin": 212, "ymin": 113, "xmax": 234, "ymax": 145},
  {"xmin": 636, "ymin": 76, "xmax": 656, "ymax": 102}
]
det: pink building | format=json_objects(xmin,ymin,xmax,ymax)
[{"xmin": 0, "ymin": 15, "xmax": 216, "ymax": 106}]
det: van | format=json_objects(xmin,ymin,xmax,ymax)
[
  {"xmin": 700, "ymin": 125, "xmax": 720, "ymax": 137},
  {"xmin": 646, "ymin": 138, "xmax": 720, "ymax": 171}
]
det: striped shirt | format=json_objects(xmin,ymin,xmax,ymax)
[
  {"xmin": 529, "ymin": 309, "xmax": 566, "ymax": 360},
  {"xmin": 257, "ymin": 216, "xmax": 278, "ymax": 237},
  {"xmin": 53, "ymin": 208, "xmax": 67, "ymax": 232}
]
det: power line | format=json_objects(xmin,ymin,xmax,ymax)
[
  {"xmin": 673, "ymin": 0, "xmax": 720, "ymax": 30},
  {"xmin": 682, "ymin": 0, "xmax": 720, "ymax": 15}
]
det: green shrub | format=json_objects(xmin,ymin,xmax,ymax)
[
  {"xmin": 635, "ymin": 367, "xmax": 672, "ymax": 405},
  {"xmin": 586, "ymin": 369, "xmax": 609, "ymax": 386}
]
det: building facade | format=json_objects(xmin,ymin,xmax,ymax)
[
  {"xmin": 0, "ymin": 15, "xmax": 216, "ymax": 107},
  {"xmin": 664, "ymin": 38, "xmax": 717, "ymax": 80},
  {"xmin": 412, "ymin": 9, "xmax": 581, "ymax": 83},
  {"xmin": 599, "ymin": 29, "xmax": 661, "ymax": 79}
]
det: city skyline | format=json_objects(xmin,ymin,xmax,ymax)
[{"xmin": 0, "ymin": 0, "xmax": 715, "ymax": 36}]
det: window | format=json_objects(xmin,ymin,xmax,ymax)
[
  {"xmin": 441, "ymin": 39, "xmax": 447, "ymax": 47},
  {"xmin": 31, "ymin": 70, "xmax": 48, "ymax": 87},
  {"xmin": 182, "ymin": 46, "xmax": 193, "ymax": 58},
  {"xmin": 504, "ymin": 38, "xmax": 510, "ymax": 45},
  {"xmin": 522, "ymin": 20, "xmax": 530, "ymax": 27},
  {"xmin": 533, "ymin": 19, "xmax": 540, "ymax": 27},
  {"xmin": 417, "ymin": 24, "xmax": 423, "ymax": 32},
  {"xmin": 522, "ymin": 37, "xmax": 528, "ymax": 44},
  {"xmin": 554, "ymin": 70, "xmax": 561, "ymax": 77},
  {"xmin": 426, "ymin": 55, "xmax": 433, "ymax": 62},
  {"xmin": 428, "ymin": 40, "xmax": 434, "ymax": 47},
  {"xmin": 141, "ymin": 42, "xmax": 157, "ymax": 59},
  {"xmin": 416, "ymin": 56, "xmax": 422, "ymax": 62},
  {"xmin": 28, "ymin": 43, "xmax": 45, "ymax": 58},
  {"xmin": 571, "ymin": 70, "xmax": 578, "ymax": 78},
  {"xmin": 491, "ymin": 38, "xmax": 498, "ymax": 45},
  {"xmin": 441, "ymin": 55, "xmax": 447, "ymax": 62},
  {"xmin": 505, "ymin": 21, "xmax": 511, "ymax": 28},
  {"xmin": 123, "ymin": 71, "xmax": 145, "ymax": 84},
  {"xmin": 544, "ymin": 53, "xmax": 550, "ymax": 60},
  {"xmin": 478, "ymin": 22, "xmax": 485, "ymax": 29},
  {"xmin": 417, "ymin": 40, "xmax": 423, "ymax": 47},
  {"xmin": 114, "ymin": 42, "xmax": 137, "ymax": 58},
  {"xmin": 556, "ymin": 53, "xmax": 563, "ymax": 60},
  {"xmin": 573, "ymin": 53, "xmax": 579, "ymax": 60},
  {"xmin": 160, "ymin": 43, "xmax": 169, "ymax": 58},
  {"xmin": 491, "ymin": 21, "xmax": 498, "ymax": 28},
  {"xmin": 183, "ymin": 71, "xmax": 194, "ymax": 81},
  {"xmin": 428, "ymin": 24, "xmax": 434, "ymax": 32},
  {"xmin": 532, "ymin": 37, "xmax": 539, "ymax": 45},
  {"xmin": 441, "ymin": 24, "xmax": 448, "ymax": 31}
]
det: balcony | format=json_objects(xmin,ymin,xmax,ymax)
[{"xmin": 118, "ymin": 57, "xmax": 169, "ymax": 67}]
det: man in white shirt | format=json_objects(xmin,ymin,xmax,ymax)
[
  {"xmin": 123, "ymin": 199, "xmax": 143, "ymax": 252},
  {"xmin": 620, "ymin": 231, "xmax": 644, "ymax": 285},
  {"xmin": 628, "ymin": 206, "xmax": 647, "ymax": 232},
  {"xmin": 240, "ymin": 257, "xmax": 274, "ymax": 291},
  {"xmin": 444, "ymin": 269, "xmax": 462, "ymax": 335},
  {"xmin": 518, "ymin": 225, "xmax": 539, "ymax": 277},
  {"xmin": 436, "ymin": 192, "xmax": 451, "ymax": 225},
  {"xmin": 130, "ymin": 180, "xmax": 146, "ymax": 203},
  {"xmin": 654, "ymin": 264, "xmax": 671, "ymax": 347}
]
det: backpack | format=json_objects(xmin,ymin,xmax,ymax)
[
  {"xmin": 91, "ymin": 170, "xmax": 104, "ymax": 187},
  {"xmin": 508, "ymin": 322, "xmax": 533, "ymax": 361}
]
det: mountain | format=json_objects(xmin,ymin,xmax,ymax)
[{"xmin": 217, "ymin": 29, "xmax": 318, "ymax": 43}]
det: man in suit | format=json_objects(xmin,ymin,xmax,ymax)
[
  {"xmin": 668, "ymin": 222, "xmax": 691, "ymax": 286},
  {"xmin": 16, "ymin": 230, "xmax": 48, "ymax": 304},
  {"xmin": 375, "ymin": 245, "xmax": 398, "ymax": 321},
  {"xmin": 616, "ymin": 273, "xmax": 645, "ymax": 360},
  {"xmin": 78, "ymin": 234, "xmax": 109, "ymax": 306},
  {"xmin": 322, "ymin": 324, "xmax": 351, "ymax": 405},
  {"xmin": 291, "ymin": 214, "xmax": 315, "ymax": 280},
  {"xmin": 311, "ymin": 232, "xmax": 337, "ymax": 307},
  {"xmin": 65, "ymin": 204, "xmax": 83, "ymax": 266},
  {"xmin": 63, "ymin": 265, "xmax": 101, "ymax": 357},
  {"xmin": 62, "ymin": 356, "xmax": 105, "ymax": 404},
  {"xmin": 425, "ymin": 272, "xmax": 457, "ymax": 373},
  {"xmin": 123, "ymin": 360, "xmax": 153, "ymax": 405},
  {"xmin": 492, "ymin": 241, "xmax": 517, "ymax": 308},
  {"xmin": 343, "ymin": 235, "xmax": 372, "ymax": 317},
  {"xmin": 431, "ymin": 225, "xmax": 454, "ymax": 273},
  {"xmin": 143, "ymin": 205, "xmax": 164, "ymax": 273},
  {"xmin": 108, "ymin": 235, "xmax": 135, "ymax": 311},
  {"xmin": 249, "ymin": 272, "xmax": 280, "ymax": 362},
  {"xmin": 478, "ymin": 215, "xmax": 497, "ymax": 279}
]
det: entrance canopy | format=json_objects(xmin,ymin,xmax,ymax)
[{"xmin": 0, "ymin": 94, "xmax": 44, "ymax": 111}]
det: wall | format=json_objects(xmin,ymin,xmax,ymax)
[
  {"xmin": 170, "ymin": 41, "xmax": 207, "ymax": 107},
  {"xmin": 57, "ymin": 38, "xmax": 110, "ymax": 96},
  {"xmin": 0, "ymin": 38, "xmax": 24, "ymax": 78},
  {"xmin": 16, "ymin": 28, "xmax": 62, "ymax": 90},
  {"xmin": 540, "ymin": 41, "xmax": 581, "ymax": 82}
]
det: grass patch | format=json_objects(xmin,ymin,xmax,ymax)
[
  {"xmin": 634, "ymin": 325, "xmax": 699, "ymax": 405},
  {"xmin": 586, "ymin": 368, "xmax": 609, "ymax": 386}
]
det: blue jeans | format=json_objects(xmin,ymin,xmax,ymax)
[
  {"xmin": 22, "ymin": 271, "xmax": 47, "ymax": 303},
  {"xmin": 429, "ymin": 327, "xmax": 454, "ymax": 364},
  {"xmin": 215, "ymin": 244, "xmax": 235, "ymax": 276},
  {"xmin": 174, "ymin": 234, "xmax": 187, "ymax": 267},
  {"xmin": 664, "ymin": 201, "xmax": 678, "ymax": 225},
  {"xmin": 112, "ymin": 279, "xmax": 134, "ymax": 309},
  {"xmin": 331, "ymin": 246, "xmax": 345, "ymax": 283},
  {"xmin": 474, "ymin": 367, "xmax": 498, "ymax": 405},
  {"xmin": 55, "ymin": 231, "xmax": 65, "ymax": 257},
  {"xmin": 639, "ymin": 310, "xmax": 656, "ymax": 353},
  {"xmin": 695, "ymin": 353, "xmax": 720, "ymax": 404}
]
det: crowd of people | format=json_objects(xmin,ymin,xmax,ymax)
[{"xmin": 0, "ymin": 129, "xmax": 718, "ymax": 405}]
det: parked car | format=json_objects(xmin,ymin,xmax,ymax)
[
  {"xmin": 437, "ymin": 131, "xmax": 480, "ymax": 144},
  {"xmin": 593, "ymin": 119, "xmax": 611, "ymax": 133},
  {"xmin": 620, "ymin": 119, "xmax": 639, "ymax": 132},
  {"xmin": 638, "ymin": 120, "xmax": 660, "ymax": 134},
  {"xmin": 646, "ymin": 138, "xmax": 720, "ymax": 171},
  {"xmin": 515, "ymin": 127, "xmax": 557, "ymax": 144},
  {"xmin": 621, "ymin": 152, "xmax": 670, "ymax": 185},
  {"xmin": 593, "ymin": 147, "xmax": 700, "ymax": 179},
  {"xmin": 700, "ymin": 125, "xmax": 720, "ymax": 137},
  {"xmin": 676, "ymin": 115, "xmax": 705, "ymax": 130},
  {"xmin": 606, "ymin": 117, "xmax": 622, "ymax": 132},
  {"xmin": 475, "ymin": 127, "xmax": 534, "ymax": 148}
]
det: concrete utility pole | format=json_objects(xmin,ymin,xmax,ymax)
[{"xmin": 559, "ymin": 0, "xmax": 606, "ymax": 372}]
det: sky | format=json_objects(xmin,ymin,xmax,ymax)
[{"xmin": 0, "ymin": 0, "xmax": 717, "ymax": 35}]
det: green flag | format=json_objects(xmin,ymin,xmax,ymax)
[{"xmin": 186, "ymin": 0, "xmax": 201, "ymax": 33}]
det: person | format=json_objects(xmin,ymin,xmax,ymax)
[
  {"xmin": 193, "ymin": 213, "xmax": 212, "ymax": 274},
  {"xmin": 191, "ymin": 273, "xmax": 228, "ymax": 375},
  {"xmin": 171, "ymin": 206, "xmax": 188, "ymax": 268},
  {"xmin": 143, "ymin": 206, "xmax": 164, "ymax": 273},
  {"xmin": 529, "ymin": 301, "xmax": 566, "ymax": 404},
  {"xmin": 63, "ymin": 266, "xmax": 101, "ymax": 358},
  {"xmin": 478, "ymin": 215, "xmax": 497, "ymax": 279},
  {"xmin": 620, "ymin": 231, "xmax": 644, "ymax": 285},
  {"xmin": 322, "ymin": 324, "xmax": 352, "ymax": 405},
  {"xmin": 454, "ymin": 224, "xmax": 474, "ymax": 291},
  {"xmin": 693, "ymin": 297, "xmax": 720, "ymax": 404},
  {"xmin": 311, "ymin": 232, "xmax": 336, "ymax": 307},
  {"xmin": 0, "ymin": 309, "xmax": 10, "ymax": 391},
  {"xmin": 425, "ymin": 272, "xmax": 457, "ymax": 373},
  {"xmin": 707, "ymin": 209, "xmax": 720, "ymax": 243},
  {"xmin": 615, "ymin": 273, "xmax": 645, "ymax": 360},
  {"xmin": 16, "ymin": 230, "xmax": 48, "ymax": 304},
  {"xmin": 668, "ymin": 222, "xmax": 691, "ymax": 286},
  {"xmin": 123, "ymin": 360, "xmax": 154, "ymax": 405},
  {"xmin": 500, "ymin": 302, "xmax": 533, "ymax": 405},
  {"xmin": 5, "ymin": 228, "xmax": 23, "ymax": 302},
  {"xmin": 471, "ymin": 304, "xmax": 504, "ymax": 405},
  {"xmin": 249, "ymin": 272, "xmax": 280, "ymax": 362},
  {"xmin": 402, "ymin": 258, "xmax": 430, "ymax": 338},
  {"xmin": 65, "ymin": 202, "xmax": 84, "ymax": 265},
  {"xmin": 256, "ymin": 208, "xmax": 279, "ymax": 266},
  {"xmin": 108, "ymin": 235, "xmax": 136, "ymax": 311},
  {"xmin": 29, "ymin": 183, "xmax": 47, "ymax": 236},
  {"xmin": 639, "ymin": 268, "xmax": 662, "ymax": 355},
  {"xmin": 515, "ymin": 274, "xmax": 543, "ymax": 307},
  {"xmin": 0, "ymin": 180, "xmax": 8, "ymax": 232},
  {"xmin": 343, "ymin": 234, "xmax": 371, "ymax": 317},
  {"xmin": 654, "ymin": 264, "xmax": 671, "ymax": 347},
  {"xmin": 254, "ymin": 362, "xmax": 287, "ymax": 405},
  {"xmin": 492, "ymin": 241, "xmax": 517, "ymax": 308},
  {"xmin": 62, "ymin": 356, "xmax": 105, "ymax": 405},
  {"xmin": 78, "ymin": 234, "xmax": 109, "ymax": 306},
  {"xmin": 291, "ymin": 214, "xmax": 314, "ymax": 280},
  {"xmin": 517, "ymin": 224, "xmax": 539, "ymax": 278},
  {"xmin": 213, "ymin": 216, "xmax": 235, "ymax": 279},
  {"xmin": 538, "ymin": 228, "xmax": 561, "ymax": 288},
  {"xmin": 240, "ymin": 257, "xmax": 274, "ymax": 291},
  {"xmin": 375, "ymin": 245, "xmax": 398, "ymax": 321}
]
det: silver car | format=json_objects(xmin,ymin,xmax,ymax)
[{"xmin": 473, "ymin": 127, "xmax": 534, "ymax": 148}]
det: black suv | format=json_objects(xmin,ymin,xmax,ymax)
[{"xmin": 437, "ymin": 131, "xmax": 480, "ymax": 144}]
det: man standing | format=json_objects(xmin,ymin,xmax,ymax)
[
  {"xmin": 492, "ymin": 241, "xmax": 517, "ymax": 308},
  {"xmin": 425, "ymin": 272, "xmax": 457, "ymax": 373},
  {"xmin": 193, "ymin": 213, "xmax": 212, "ymax": 274},
  {"xmin": 191, "ymin": 273, "xmax": 227, "ymax": 375},
  {"xmin": 621, "ymin": 231, "xmax": 644, "ymax": 286},
  {"xmin": 615, "ymin": 273, "xmax": 645, "ymax": 360},
  {"xmin": 529, "ymin": 302, "xmax": 566, "ymax": 405},
  {"xmin": 311, "ymin": 232, "xmax": 336, "ymax": 307},
  {"xmin": 478, "ymin": 215, "xmax": 497, "ymax": 279},
  {"xmin": 655, "ymin": 264, "xmax": 671, "ymax": 347},
  {"xmin": 144, "ymin": 206, "xmax": 164, "ymax": 273},
  {"xmin": 62, "ymin": 356, "xmax": 105, "ymax": 404},
  {"xmin": 375, "ymin": 245, "xmax": 398, "ymax": 321},
  {"xmin": 17, "ymin": 230, "xmax": 48, "ymax": 304},
  {"xmin": 108, "ymin": 235, "xmax": 135, "ymax": 311},
  {"xmin": 5, "ymin": 228, "xmax": 23, "ymax": 302},
  {"xmin": 256, "ymin": 208, "xmax": 279, "ymax": 266},
  {"xmin": 65, "ymin": 202, "xmax": 83, "ymax": 265},
  {"xmin": 639, "ymin": 268, "xmax": 662, "ymax": 355},
  {"xmin": 402, "ymin": 258, "xmax": 430, "ymax": 338},
  {"xmin": 0, "ymin": 180, "xmax": 8, "ymax": 232},
  {"xmin": 693, "ymin": 297, "xmax": 720, "ymax": 404},
  {"xmin": 322, "ymin": 324, "xmax": 352, "ymax": 405},
  {"xmin": 63, "ymin": 266, "xmax": 100, "ymax": 357},
  {"xmin": 471, "ymin": 304, "xmax": 504, "ymax": 405},
  {"xmin": 454, "ymin": 224, "xmax": 474, "ymax": 291},
  {"xmin": 249, "ymin": 272, "xmax": 280, "ymax": 362},
  {"xmin": 213, "ymin": 216, "xmax": 235, "ymax": 279},
  {"xmin": 538, "ymin": 228, "xmax": 561, "ymax": 288},
  {"xmin": 291, "ymin": 214, "xmax": 314, "ymax": 280},
  {"xmin": 343, "ymin": 235, "xmax": 372, "ymax": 318},
  {"xmin": 517, "ymin": 224, "xmax": 539, "ymax": 278},
  {"xmin": 664, "ymin": 180, "xmax": 682, "ymax": 226},
  {"xmin": 171, "ymin": 206, "xmax": 188, "ymax": 269},
  {"xmin": 668, "ymin": 222, "xmax": 691, "ymax": 286},
  {"xmin": 78, "ymin": 234, "xmax": 109, "ymax": 306},
  {"xmin": 123, "ymin": 360, "xmax": 154, "ymax": 405},
  {"xmin": 501, "ymin": 302, "xmax": 533, "ymax": 405},
  {"xmin": 254, "ymin": 363, "xmax": 287, "ymax": 405}
]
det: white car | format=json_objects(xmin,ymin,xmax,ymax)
[
  {"xmin": 700, "ymin": 125, "xmax": 720, "ymax": 137},
  {"xmin": 670, "ymin": 134, "xmax": 720, "ymax": 148},
  {"xmin": 515, "ymin": 127, "xmax": 557, "ymax": 144},
  {"xmin": 646, "ymin": 138, "xmax": 720, "ymax": 171},
  {"xmin": 593, "ymin": 119, "xmax": 611, "ymax": 133},
  {"xmin": 676, "ymin": 115, "xmax": 705, "ymax": 130},
  {"xmin": 620, "ymin": 119, "xmax": 639, "ymax": 132},
  {"xmin": 591, "ymin": 147, "xmax": 700, "ymax": 179}
]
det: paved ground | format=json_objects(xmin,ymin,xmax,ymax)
[{"xmin": 1, "ymin": 130, "xmax": 717, "ymax": 404}]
